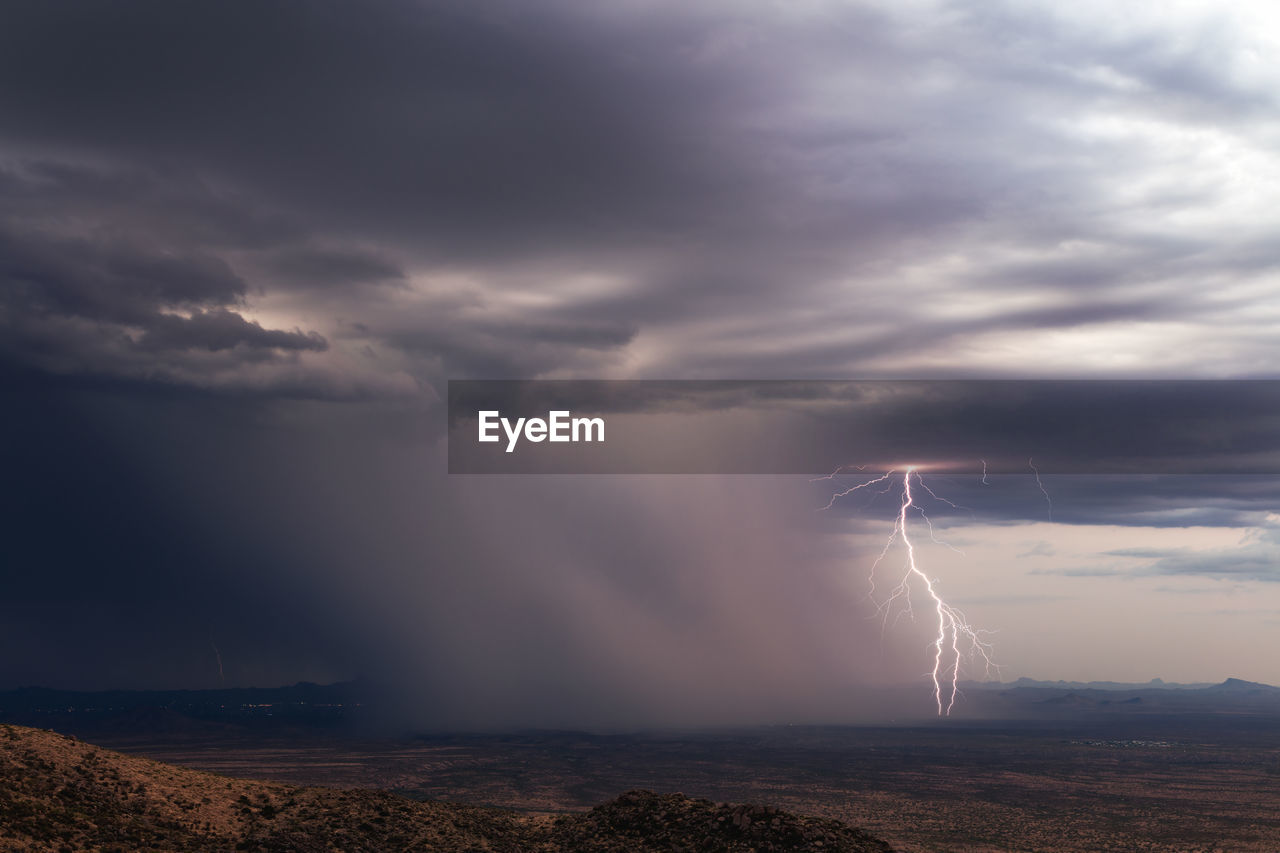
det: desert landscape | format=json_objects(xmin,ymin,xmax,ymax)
[
  {"xmin": 0, "ymin": 724, "xmax": 893, "ymax": 852},
  {"xmin": 4, "ymin": 680, "xmax": 1279, "ymax": 851},
  {"xmin": 109, "ymin": 723, "xmax": 1280, "ymax": 852}
]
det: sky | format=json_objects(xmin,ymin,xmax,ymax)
[{"xmin": 3, "ymin": 0, "xmax": 1280, "ymax": 727}]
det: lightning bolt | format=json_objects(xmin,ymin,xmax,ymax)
[
  {"xmin": 825, "ymin": 467, "xmax": 997, "ymax": 715},
  {"xmin": 1029, "ymin": 457, "xmax": 1052, "ymax": 520},
  {"xmin": 818, "ymin": 469, "xmax": 897, "ymax": 511}
]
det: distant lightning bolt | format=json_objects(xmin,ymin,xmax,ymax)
[
  {"xmin": 1029, "ymin": 457, "xmax": 1052, "ymax": 520},
  {"xmin": 825, "ymin": 467, "xmax": 997, "ymax": 715},
  {"xmin": 811, "ymin": 463, "xmax": 868, "ymax": 484},
  {"xmin": 211, "ymin": 640, "xmax": 225, "ymax": 686},
  {"xmin": 980, "ymin": 459, "xmax": 989, "ymax": 486}
]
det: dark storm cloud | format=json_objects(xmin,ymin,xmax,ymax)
[
  {"xmin": 138, "ymin": 308, "xmax": 328, "ymax": 354},
  {"xmin": 4, "ymin": 0, "xmax": 1278, "ymax": 387},
  {"xmin": 897, "ymin": 474, "xmax": 1280, "ymax": 530},
  {"xmin": 825, "ymin": 471, "xmax": 1280, "ymax": 588},
  {"xmin": 4, "ymin": 0, "xmax": 1280, "ymax": 713},
  {"xmin": 0, "ymin": 159, "xmax": 304, "ymax": 250},
  {"xmin": 387, "ymin": 316, "xmax": 638, "ymax": 379},
  {"xmin": 0, "ymin": 0, "xmax": 776, "ymax": 390},
  {"xmin": 0, "ymin": 0, "xmax": 758, "ymax": 256},
  {"xmin": 260, "ymin": 248, "xmax": 405, "ymax": 288},
  {"xmin": 0, "ymin": 226, "xmax": 245, "ymax": 323},
  {"xmin": 0, "ymin": 222, "xmax": 332, "ymax": 387}
]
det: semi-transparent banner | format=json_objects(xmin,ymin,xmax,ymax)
[{"xmin": 447, "ymin": 380, "xmax": 1280, "ymax": 474}]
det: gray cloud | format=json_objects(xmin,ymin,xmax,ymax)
[
  {"xmin": 4, "ymin": 0, "xmax": 1278, "ymax": 391},
  {"xmin": 0, "ymin": 225, "xmax": 245, "ymax": 324},
  {"xmin": 0, "ymin": 221, "xmax": 334, "ymax": 390},
  {"xmin": 1141, "ymin": 550, "xmax": 1280, "ymax": 582},
  {"xmin": 1104, "ymin": 523, "xmax": 1280, "ymax": 583},
  {"xmin": 138, "ymin": 308, "xmax": 328, "ymax": 354},
  {"xmin": 260, "ymin": 248, "xmax": 405, "ymax": 289},
  {"xmin": 1030, "ymin": 567, "xmax": 1127, "ymax": 578},
  {"xmin": 1018, "ymin": 541, "xmax": 1057, "ymax": 558}
]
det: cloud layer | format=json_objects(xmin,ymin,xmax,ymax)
[
  {"xmin": 4, "ymin": 0, "xmax": 1280, "ymax": 392},
  {"xmin": 4, "ymin": 0, "xmax": 1280, "ymax": 717}
]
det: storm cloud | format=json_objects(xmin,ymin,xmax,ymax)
[
  {"xmin": 3, "ymin": 0, "xmax": 1280, "ymax": 721},
  {"xmin": 4, "ymin": 0, "xmax": 1279, "ymax": 391}
]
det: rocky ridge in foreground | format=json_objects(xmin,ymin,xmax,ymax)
[{"xmin": 0, "ymin": 724, "xmax": 893, "ymax": 852}]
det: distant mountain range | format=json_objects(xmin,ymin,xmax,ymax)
[
  {"xmin": 0, "ymin": 679, "xmax": 369, "ymax": 712},
  {"xmin": 1, "ymin": 677, "xmax": 1277, "ymax": 734},
  {"xmin": 945, "ymin": 676, "xmax": 1280, "ymax": 718},
  {"xmin": 0, "ymin": 680, "xmax": 373, "ymax": 735},
  {"xmin": 959, "ymin": 676, "xmax": 1276, "ymax": 691},
  {"xmin": 1206, "ymin": 677, "xmax": 1280, "ymax": 692}
]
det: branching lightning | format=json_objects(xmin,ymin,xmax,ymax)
[
  {"xmin": 819, "ymin": 469, "xmax": 897, "ymax": 511},
  {"xmin": 821, "ymin": 466, "xmax": 998, "ymax": 715}
]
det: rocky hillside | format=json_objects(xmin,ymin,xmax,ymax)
[
  {"xmin": 0, "ymin": 724, "xmax": 893, "ymax": 852},
  {"xmin": 541, "ymin": 789, "xmax": 895, "ymax": 852}
]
